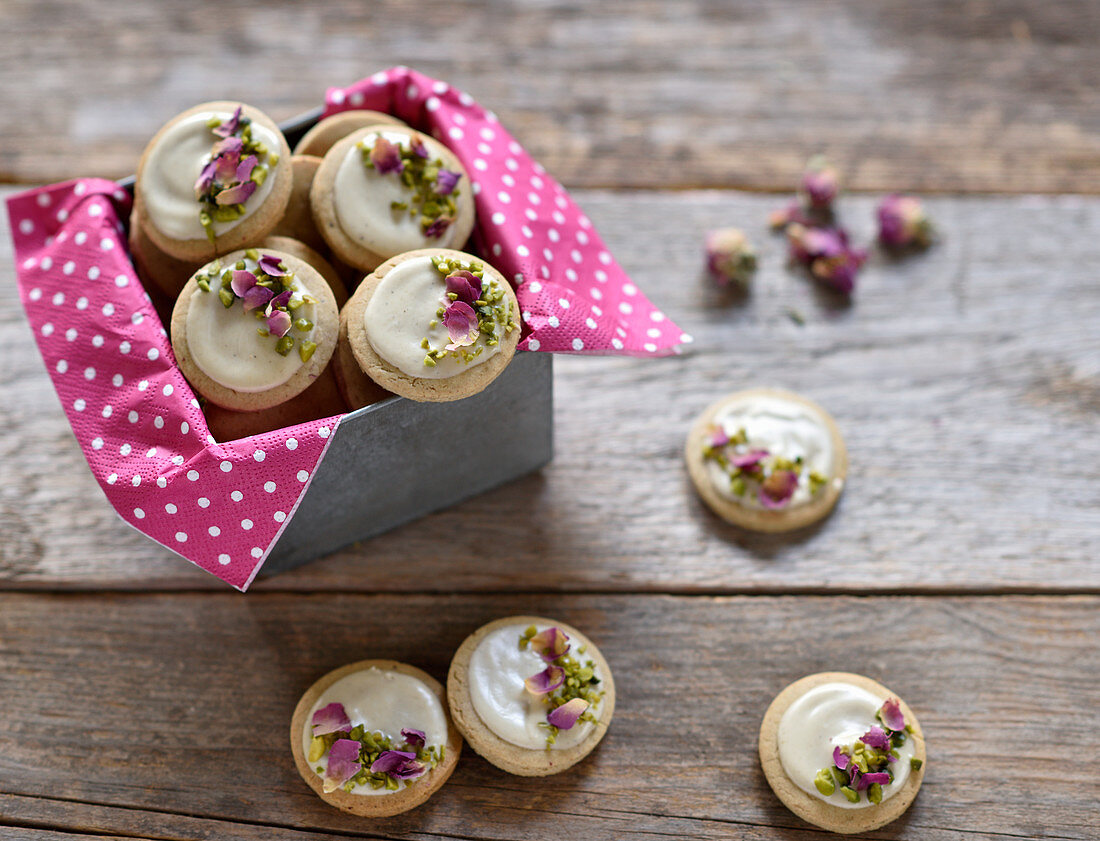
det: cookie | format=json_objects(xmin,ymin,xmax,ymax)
[
  {"xmin": 340, "ymin": 249, "xmax": 520, "ymax": 402},
  {"xmin": 128, "ymin": 209, "xmax": 204, "ymax": 300},
  {"xmin": 311, "ymin": 126, "xmax": 475, "ymax": 272},
  {"xmin": 259, "ymin": 235, "xmax": 348, "ymax": 308},
  {"xmin": 447, "ymin": 616, "xmax": 615, "ymax": 777},
  {"xmin": 268, "ymin": 155, "xmax": 328, "ymax": 254},
  {"xmin": 135, "ymin": 101, "xmax": 293, "ymax": 263},
  {"xmin": 290, "ymin": 659, "xmax": 462, "ymax": 818},
  {"xmin": 759, "ymin": 672, "xmax": 926, "ymax": 834},
  {"xmin": 202, "ymin": 363, "xmax": 347, "ymax": 442},
  {"xmin": 293, "ymin": 110, "xmax": 407, "ymax": 157},
  {"xmin": 332, "ymin": 309, "xmax": 394, "ymax": 411},
  {"xmin": 170, "ymin": 248, "xmax": 338, "ymax": 412},
  {"xmin": 685, "ymin": 387, "xmax": 848, "ymax": 532}
]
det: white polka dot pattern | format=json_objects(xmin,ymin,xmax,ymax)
[
  {"xmin": 8, "ymin": 177, "xmax": 340, "ymax": 591},
  {"xmin": 323, "ymin": 68, "xmax": 689, "ymax": 356}
]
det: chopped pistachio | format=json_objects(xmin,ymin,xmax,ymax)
[
  {"xmin": 840, "ymin": 786, "xmax": 860, "ymax": 803},
  {"xmin": 307, "ymin": 737, "xmax": 326, "ymax": 763},
  {"xmin": 245, "ymin": 248, "xmax": 259, "ymax": 261},
  {"xmin": 910, "ymin": 757, "xmax": 923, "ymax": 771},
  {"xmin": 275, "ymin": 336, "xmax": 294, "ymax": 356},
  {"xmin": 218, "ymin": 288, "xmax": 235, "ymax": 308},
  {"xmin": 294, "ymin": 318, "xmax": 313, "ymax": 332},
  {"xmin": 298, "ymin": 340, "xmax": 317, "ymax": 363},
  {"xmin": 814, "ymin": 768, "xmax": 836, "ymax": 796},
  {"xmin": 423, "ymin": 355, "xmax": 437, "ymax": 367},
  {"xmin": 867, "ymin": 783, "xmax": 883, "ymax": 804},
  {"xmin": 257, "ymin": 327, "xmax": 270, "ymax": 337},
  {"xmin": 197, "ymin": 277, "xmax": 211, "ymax": 293}
]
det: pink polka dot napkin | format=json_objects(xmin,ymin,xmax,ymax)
[{"xmin": 6, "ymin": 68, "xmax": 686, "ymax": 590}]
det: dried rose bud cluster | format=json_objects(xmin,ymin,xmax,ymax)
[{"xmin": 706, "ymin": 157, "xmax": 934, "ymax": 298}]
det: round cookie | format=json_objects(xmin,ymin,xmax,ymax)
[
  {"xmin": 170, "ymin": 248, "xmax": 338, "ymax": 412},
  {"xmin": 343, "ymin": 249, "xmax": 520, "ymax": 403},
  {"xmin": 294, "ymin": 110, "xmax": 407, "ymax": 157},
  {"xmin": 128, "ymin": 209, "xmax": 204, "ymax": 300},
  {"xmin": 291, "ymin": 659, "xmax": 462, "ymax": 818},
  {"xmin": 268, "ymin": 155, "xmax": 328, "ymax": 254},
  {"xmin": 135, "ymin": 101, "xmax": 293, "ymax": 262},
  {"xmin": 685, "ymin": 387, "xmax": 848, "ymax": 532},
  {"xmin": 759, "ymin": 672, "xmax": 926, "ymax": 834},
  {"xmin": 260, "ymin": 235, "xmax": 348, "ymax": 308},
  {"xmin": 332, "ymin": 308, "xmax": 395, "ymax": 411},
  {"xmin": 447, "ymin": 615, "xmax": 615, "ymax": 777},
  {"xmin": 202, "ymin": 363, "xmax": 347, "ymax": 442},
  {"xmin": 311, "ymin": 126, "xmax": 475, "ymax": 272}
]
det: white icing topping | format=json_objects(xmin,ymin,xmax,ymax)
[
  {"xmin": 303, "ymin": 667, "xmax": 447, "ymax": 797},
  {"xmin": 363, "ymin": 255, "xmax": 504, "ymax": 379},
  {"xmin": 777, "ymin": 682, "xmax": 915, "ymax": 809},
  {"xmin": 705, "ymin": 393, "xmax": 836, "ymax": 507},
  {"xmin": 142, "ymin": 111, "xmax": 280, "ymax": 241},
  {"xmin": 186, "ymin": 258, "xmax": 315, "ymax": 392},
  {"xmin": 467, "ymin": 623, "xmax": 600, "ymax": 751},
  {"xmin": 333, "ymin": 129, "xmax": 466, "ymax": 257}
]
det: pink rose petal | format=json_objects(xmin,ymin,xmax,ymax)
[
  {"xmin": 524, "ymin": 664, "xmax": 565, "ymax": 695},
  {"xmin": 708, "ymin": 427, "xmax": 730, "ymax": 449},
  {"xmin": 242, "ymin": 285, "xmax": 274, "ymax": 313},
  {"xmin": 529, "ymin": 627, "xmax": 570, "ymax": 662},
  {"xmin": 322, "ymin": 738, "xmax": 362, "ymax": 792},
  {"xmin": 216, "ymin": 180, "xmax": 257, "ymax": 206},
  {"xmin": 267, "ymin": 289, "xmax": 293, "ymax": 313},
  {"xmin": 212, "ymin": 136, "xmax": 244, "ymax": 158},
  {"xmin": 193, "ymin": 160, "xmax": 217, "ymax": 197},
  {"xmin": 445, "ymin": 270, "xmax": 482, "ymax": 305},
  {"xmin": 235, "ymin": 154, "xmax": 258, "ymax": 184},
  {"xmin": 370, "ymin": 749, "xmax": 426, "ymax": 780},
  {"xmin": 423, "ymin": 215, "xmax": 453, "ymax": 238},
  {"xmin": 230, "ymin": 270, "xmax": 257, "ymax": 297},
  {"xmin": 369, "ymin": 136, "xmax": 404, "ymax": 174},
  {"xmin": 401, "ymin": 728, "xmax": 426, "ymax": 749},
  {"xmin": 731, "ymin": 449, "xmax": 769, "ymax": 470},
  {"xmin": 879, "ymin": 698, "xmax": 905, "ymax": 732},
  {"xmin": 442, "ymin": 300, "xmax": 479, "ymax": 350},
  {"xmin": 857, "ymin": 771, "xmax": 890, "ymax": 791},
  {"xmin": 267, "ymin": 309, "xmax": 292, "ymax": 337},
  {"xmin": 212, "ymin": 106, "xmax": 243, "ymax": 139},
  {"xmin": 435, "ymin": 169, "xmax": 461, "ymax": 195},
  {"xmin": 758, "ymin": 469, "xmax": 798, "ymax": 509},
  {"xmin": 259, "ymin": 254, "xmax": 288, "ymax": 277},
  {"xmin": 832, "ymin": 746, "xmax": 849, "ymax": 770},
  {"xmin": 861, "ymin": 725, "xmax": 891, "ymax": 750},
  {"xmin": 547, "ymin": 697, "xmax": 589, "ymax": 730},
  {"xmin": 311, "ymin": 701, "xmax": 352, "ymax": 736}
]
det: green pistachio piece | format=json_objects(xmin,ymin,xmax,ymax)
[
  {"xmin": 868, "ymin": 783, "xmax": 883, "ymax": 804},
  {"xmin": 267, "ymin": 152, "xmax": 280, "ymax": 167},
  {"xmin": 197, "ymin": 277, "xmax": 211, "ymax": 293},
  {"xmin": 840, "ymin": 786, "xmax": 860, "ymax": 803},
  {"xmin": 910, "ymin": 757, "xmax": 923, "ymax": 771},
  {"xmin": 294, "ymin": 318, "xmax": 313, "ymax": 332},
  {"xmin": 257, "ymin": 327, "xmax": 270, "ymax": 337},
  {"xmin": 205, "ymin": 116, "xmax": 222, "ymax": 129},
  {"xmin": 298, "ymin": 340, "xmax": 317, "ymax": 363},
  {"xmin": 813, "ymin": 768, "xmax": 836, "ymax": 796},
  {"xmin": 251, "ymin": 165, "xmax": 268, "ymax": 186},
  {"xmin": 218, "ymin": 288, "xmax": 235, "ymax": 308},
  {"xmin": 245, "ymin": 248, "xmax": 259, "ymax": 261},
  {"xmin": 275, "ymin": 336, "xmax": 294, "ymax": 356},
  {"xmin": 307, "ymin": 737, "xmax": 326, "ymax": 763},
  {"xmin": 423, "ymin": 355, "xmax": 437, "ymax": 367}
]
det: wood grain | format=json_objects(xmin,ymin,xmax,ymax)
[
  {"xmin": 2, "ymin": 1, "xmax": 1100, "ymax": 194},
  {"xmin": 0, "ymin": 593, "xmax": 1096, "ymax": 840},
  {"xmin": 2, "ymin": 188, "xmax": 1098, "ymax": 592}
]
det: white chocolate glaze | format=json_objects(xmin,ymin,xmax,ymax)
[
  {"xmin": 186, "ymin": 261, "xmax": 315, "ymax": 392},
  {"xmin": 333, "ymin": 129, "xmax": 466, "ymax": 257},
  {"xmin": 142, "ymin": 111, "xmax": 280, "ymax": 241},
  {"xmin": 705, "ymin": 393, "xmax": 837, "ymax": 507},
  {"xmin": 363, "ymin": 255, "xmax": 504, "ymax": 379},
  {"xmin": 303, "ymin": 667, "xmax": 448, "ymax": 797},
  {"xmin": 777, "ymin": 682, "xmax": 915, "ymax": 809},
  {"xmin": 468, "ymin": 623, "xmax": 600, "ymax": 751}
]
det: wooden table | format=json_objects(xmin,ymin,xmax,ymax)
[{"xmin": 2, "ymin": 2, "xmax": 1097, "ymax": 839}]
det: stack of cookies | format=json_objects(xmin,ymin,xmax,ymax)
[{"xmin": 131, "ymin": 100, "xmax": 521, "ymax": 441}]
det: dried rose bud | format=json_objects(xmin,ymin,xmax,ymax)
[
  {"xmin": 877, "ymin": 194, "xmax": 933, "ymax": 249},
  {"xmin": 787, "ymin": 224, "xmax": 867, "ymax": 295},
  {"xmin": 768, "ymin": 201, "xmax": 814, "ymax": 230},
  {"xmin": 800, "ymin": 155, "xmax": 840, "ymax": 209},
  {"xmin": 705, "ymin": 228, "xmax": 757, "ymax": 289}
]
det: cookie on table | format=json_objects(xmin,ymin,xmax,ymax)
[
  {"xmin": 260, "ymin": 235, "xmax": 348, "ymax": 308},
  {"xmin": 685, "ymin": 387, "xmax": 848, "ymax": 532},
  {"xmin": 202, "ymin": 363, "xmax": 347, "ymax": 442},
  {"xmin": 291, "ymin": 659, "xmax": 462, "ymax": 818},
  {"xmin": 311, "ymin": 126, "xmax": 475, "ymax": 272},
  {"xmin": 338, "ymin": 249, "xmax": 520, "ymax": 403},
  {"xmin": 135, "ymin": 101, "xmax": 292, "ymax": 262},
  {"xmin": 447, "ymin": 616, "xmax": 615, "ymax": 777},
  {"xmin": 170, "ymin": 248, "xmax": 338, "ymax": 412},
  {"xmin": 128, "ymin": 212, "xmax": 204, "ymax": 300},
  {"xmin": 268, "ymin": 155, "xmax": 328, "ymax": 254},
  {"xmin": 759, "ymin": 672, "xmax": 927, "ymax": 834},
  {"xmin": 293, "ymin": 110, "xmax": 407, "ymax": 157}
]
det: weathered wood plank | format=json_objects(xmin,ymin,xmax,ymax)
[
  {"xmin": 2, "ymin": 0, "xmax": 1100, "ymax": 193},
  {"xmin": 0, "ymin": 593, "xmax": 1096, "ymax": 840},
  {"xmin": 2, "ymin": 188, "xmax": 1097, "ymax": 592}
]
